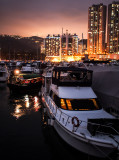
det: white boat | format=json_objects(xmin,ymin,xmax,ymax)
[
  {"xmin": 21, "ymin": 62, "xmax": 43, "ymax": 74},
  {"xmin": 21, "ymin": 62, "xmax": 34, "ymax": 73},
  {"xmin": 0, "ymin": 62, "xmax": 9, "ymax": 82},
  {"xmin": 32, "ymin": 61, "xmax": 42, "ymax": 74},
  {"xmin": 41, "ymin": 66, "xmax": 119, "ymax": 158}
]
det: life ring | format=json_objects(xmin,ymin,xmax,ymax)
[{"xmin": 72, "ymin": 116, "xmax": 80, "ymax": 127}]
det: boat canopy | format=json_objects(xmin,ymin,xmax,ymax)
[{"xmin": 52, "ymin": 66, "xmax": 93, "ymax": 87}]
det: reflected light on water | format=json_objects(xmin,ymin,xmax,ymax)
[
  {"xmin": 11, "ymin": 95, "xmax": 41, "ymax": 119},
  {"xmin": 12, "ymin": 104, "xmax": 24, "ymax": 119},
  {"xmin": 34, "ymin": 96, "xmax": 40, "ymax": 112},
  {"xmin": 25, "ymin": 95, "xmax": 30, "ymax": 108}
]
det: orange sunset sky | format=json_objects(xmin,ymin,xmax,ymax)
[{"xmin": 0, "ymin": 0, "xmax": 114, "ymax": 39}]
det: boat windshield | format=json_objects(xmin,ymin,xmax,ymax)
[
  {"xmin": 54, "ymin": 97, "xmax": 101, "ymax": 111},
  {"xmin": 60, "ymin": 99, "xmax": 101, "ymax": 111},
  {"xmin": 50, "ymin": 91, "xmax": 101, "ymax": 111},
  {"xmin": 61, "ymin": 99, "xmax": 101, "ymax": 111}
]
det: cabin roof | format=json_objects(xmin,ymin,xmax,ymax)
[{"xmin": 51, "ymin": 85, "xmax": 97, "ymax": 99}]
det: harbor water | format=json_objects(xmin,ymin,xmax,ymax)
[{"xmin": 0, "ymin": 83, "xmax": 118, "ymax": 160}]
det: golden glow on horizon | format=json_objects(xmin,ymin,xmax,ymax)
[
  {"xmin": 52, "ymin": 58, "xmax": 60, "ymax": 62},
  {"xmin": 67, "ymin": 56, "xmax": 74, "ymax": 62},
  {"xmin": 1, "ymin": 23, "xmax": 88, "ymax": 39}
]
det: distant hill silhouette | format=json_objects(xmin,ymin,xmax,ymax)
[{"xmin": 0, "ymin": 35, "xmax": 45, "ymax": 60}]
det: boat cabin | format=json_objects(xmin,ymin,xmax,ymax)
[
  {"xmin": 52, "ymin": 66, "xmax": 93, "ymax": 87},
  {"xmin": 49, "ymin": 88, "xmax": 101, "ymax": 111}
]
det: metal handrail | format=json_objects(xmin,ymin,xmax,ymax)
[
  {"xmin": 46, "ymin": 96, "xmax": 82, "ymax": 132},
  {"xmin": 87, "ymin": 121, "xmax": 119, "ymax": 135},
  {"xmin": 45, "ymin": 95, "xmax": 119, "ymax": 136}
]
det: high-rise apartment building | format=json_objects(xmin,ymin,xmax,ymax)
[
  {"xmin": 87, "ymin": 4, "xmax": 107, "ymax": 54},
  {"xmin": 72, "ymin": 34, "xmax": 79, "ymax": 55},
  {"xmin": 107, "ymin": 1, "xmax": 119, "ymax": 54},
  {"xmin": 45, "ymin": 32, "xmax": 78, "ymax": 60},
  {"xmin": 78, "ymin": 39, "xmax": 87, "ymax": 54},
  {"xmin": 45, "ymin": 34, "xmax": 60, "ymax": 57},
  {"xmin": 61, "ymin": 31, "xmax": 78, "ymax": 56}
]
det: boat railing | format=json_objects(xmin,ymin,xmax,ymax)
[
  {"xmin": 46, "ymin": 95, "xmax": 83, "ymax": 132},
  {"xmin": 45, "ymin": 95, "xmax": 119, "ymax": 137},
  {"xmin": 87, "ymin": 120, "xmax": 119, "ymax": 136}
]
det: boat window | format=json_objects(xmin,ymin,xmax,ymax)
[
  {"xmin": 50, "ymin": 93, "xmax": 67, "ymax": 109},
  {"xmin": 60, "ymin": 72, "xmax": 72, "ymax": 81},
  {"xmin": 53, "ymin": 71, "xmax": 55, "ymax": 78},
  {"xmin": 66, "ymin": 99, "xmax": 73, "ymax": 110},
  {"xmin": 59, "ymin": 71, "xmax": 90, "ymax": 81},
  {"xmin": 53, "ymin": 94, "xmax": 60, "ymax": 108},
  {"xmin": 60, "ymin": 99, "xmax": 101, "ymax": 111},
  {"xmin": 61, "ymin": 99, "xmax": 67, "ymax": 109},
  {"xmin": 56, "ymin": 72, "xmax": 59, "ymax": 79}
]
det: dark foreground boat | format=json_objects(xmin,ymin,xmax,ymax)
[{"xmin": 7, "ymin": 71, "xmax": 42, "ymax": 94}]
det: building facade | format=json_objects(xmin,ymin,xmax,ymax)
[
  {"xmin": 78, "ymin": 39, "xmax": 87, "ymax": 54},
  {"xmin": 107, "ymin": 1, "xmax": 119, "ymax": 54},
  {"xmin": 61, "ymin": 31, "xmax": 78, "ymax": 56},
  {"xmin": 45, "ymin": 34, "xmax": 60, "ymax": 57},
  {"xmin": 45, "ymin": 32, "xmax": 78, "ymax": 60},
  {"xmin": 87, "ymin": 4, "xmax": 107, "ymax": 54}
]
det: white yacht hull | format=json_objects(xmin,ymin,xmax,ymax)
[
  {"xmin": 54, "ymin": 119, "xmax": 116, "ymax": 158},
  {"xmin": 42, "ymin": 97, "xmax": 117, "ymax": 158}
]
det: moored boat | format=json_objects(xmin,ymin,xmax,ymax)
[
  {"xmin": 0, "ymin": 62, "xmax": 9, "ymax": 82},
  {"xmin": 7, "ymin": 69, "xmax": 42, "ymax": 94},
  {"xmin": 41, "ymin": 66, "xmax": 119, "ymax": 158}
]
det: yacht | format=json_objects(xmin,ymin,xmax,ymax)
[
  {"xmin": 20, "ymin": 62, "xmax": 34, "ymax": 73},
  {"xmin": 0, "ymin": 62, "xmax": 9, "ymax": 82},
  {"xmin": 41, "ymin": 66, "xmax": 119, "ymax": 158}
]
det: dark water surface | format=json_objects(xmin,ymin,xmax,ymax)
[{"xmin": 0, "ymin": 83, "xmax": 118, "ymax": 160}]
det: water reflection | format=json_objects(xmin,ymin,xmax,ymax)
[
  {"xmin": 34, "ymin": 96, "xmax": 39, "ymax": 112},
  {"xmin": 25, "ymin": 95, "xmax": 29, "ymax": 108},
  {"xmin": 11, "ymin": 95, "xmax": 41, "ymax": 119},
  {"xmin": 13, "ymin": 104, "xmax": 23, "ymax": 119}
]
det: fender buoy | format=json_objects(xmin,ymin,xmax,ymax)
[{"xmin": 72, "ymin": 116, "xmax": 80, "ymax": 127}]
